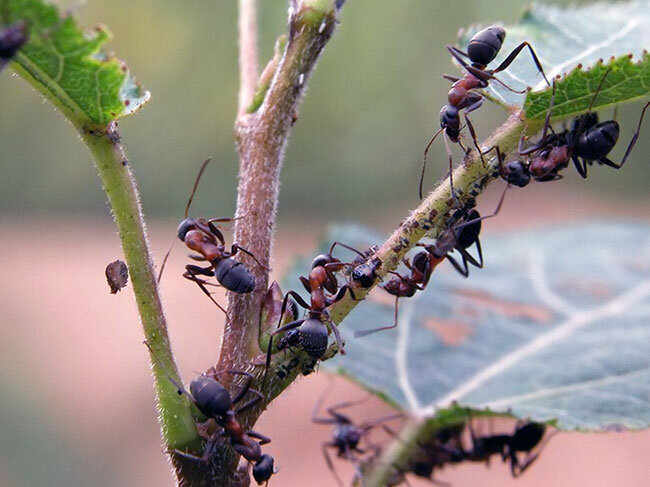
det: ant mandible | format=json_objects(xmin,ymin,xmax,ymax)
[
  {"xmin": 171, "ymin": 370, "xmax": 278, "ymax": 485},
  {"xmin": 158, "ymin": 158, "xmax": 268, "ymax": 314},
  {"xmin": 355, "ymin": 187, "xmax": 507, "ymax": 338},
  {"xmin": 312, "ymin": 383, "xmax": 403, "ymax": 486},
  {"xmin": 419, "ymin": 25, "xmax": 550, "ymax": 199}
]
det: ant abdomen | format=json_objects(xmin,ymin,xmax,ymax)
[
  {"xmin": 575, "ymin": 121, "xmax": 619, "ymax": 160},
  {"xmin": 189, "ymin": 376, "xmax": 233, "ymax": 418},
  {"xmin": 214, "ymin": 258, "xmax": 255, "ymax": 293},
  {"xmin": 467, "ymin": 25, "xmax": 506, "ymax": 67}
]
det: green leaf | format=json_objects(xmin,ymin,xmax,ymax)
[
  {"xmin": 458, "ymin": 1, "xmax": 650, "ymax": 109},
  {"xmin": 293, "ymin": 223, "xmax": 650, "ymax": 431},
  {"xmin": 524, "ymin": 53, "xmax": 650, "ymax": 120},
  {"xmin": 4, "ymin": 0, "xmax": 149, "ymax": 129}
]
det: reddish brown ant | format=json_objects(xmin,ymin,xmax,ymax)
[
  {"xmin": 171, "ymin": 370, "xmax": 277, "ymax": 485},
  {"xmin": 505, "ymin": 70, "xmax": 650, "ymax": 184},
  {"xmin": 158, "ymin": 158, "xmax": 267, "ymax": 314},
  {"xmin": 312, "ymin": 383, "xmax": 403, "ymax": 486},
  {"xmin": 355, "ymin": 187, "xmax": 507, "ymax": 338},
  {"xmin": 419, "ymin": 25, "xmax": 550, "ymax": 199},
  {"xmin": 464, "ymin": 418, "xmax": 555, "ymax": 477}
]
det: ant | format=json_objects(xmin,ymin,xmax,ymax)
[
  {"xmin": 0, "ymin": 21, "xmax": 27, "ymax": 72},
  {"xmin": 419, "ymin": 25, "xmax": 550, "ymax": 199},
  {"xmin": 355, "ymin": 187, "xmax": 507, "ymax": 338},
  {"xmin": 312, "ymin": 384, "xmax": 403, "ymax": 486},
  {"xmin": 464, "ymin": 418, "xmax": 553, "ymax": 477},
  {"xmin": 265, "ymin": 242, "xmax": 373, "ymax": 374},
  {"xmin": 508, "ymin": 70, "xmax": 650, "ymax": 184},
  {"xmin": 171, "ymin": 370, "xmax": 277, "ymax": 485},
  {"xmin": 158, "ymin": 158, "xmax": 267, "ymax": 314}
]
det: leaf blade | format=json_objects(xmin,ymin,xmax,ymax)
[
  {"xmin": 5, "ymin": 0, "xmax": 149, "ymax": 129},
  {"xmin": 296, "ymin": 223, "xmax": 650, "ymax": 431}
]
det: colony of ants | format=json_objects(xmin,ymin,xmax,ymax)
[{"xmin": 142, "ymin": 22, "xmax": 647, "ymax": 487}]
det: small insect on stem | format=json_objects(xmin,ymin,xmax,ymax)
[
  {"xmin": 158, "ymin": 158, "xmax": 268, "ymax": 315},
  {"xmin": 420, "ymin": 25, "xmax": 550, "ymax": 200},
  {"xmin": 105, "ymin": 259, "xmax": 128, "ymax": 294}
]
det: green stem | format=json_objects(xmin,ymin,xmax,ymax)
[{"xmin": 80, "ymin": 123, "xmax": 203, "ymax": 484}]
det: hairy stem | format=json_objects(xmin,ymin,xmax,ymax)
[
  {"xmin": 80, "ymin": 124, "xmax": 204, "ymax": 484},
  {"xmin": 238, "ymin": 0, "xmax": 259, "ymax": 116}
]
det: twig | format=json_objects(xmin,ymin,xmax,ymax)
[{"xmin": 238, "ymin": 0, "xmax": 259, "ymax": 116}]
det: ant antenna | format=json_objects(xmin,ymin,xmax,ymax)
[
  {"xmin": 419, "ymin": 127, "xmax": 445, "ymax": 199},
  {"xmin": 142, "ymin": 340, "xmax": 190, "ymax": 398},
  {"xmin": 158, "ymin": 157, "xmax": 214, "ymax": 282}
]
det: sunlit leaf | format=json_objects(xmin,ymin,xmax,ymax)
[
  {"xmin": 292, "ymin": 223, "xmax": 650, "ymax": 431},
  {"xmin": 4, "ymin": 0, "xmax": 149, "ymax": 129},
  {"xmin": 457, "ymin": 1, "xmax": 650, "ymax": 110}
]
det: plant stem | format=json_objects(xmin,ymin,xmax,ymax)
[
  {"xmin": 80, "ymin": 123, "xmax": 203, "ymax": 484},
  {"xmin": 238, "ymin": 0, "xmax": 259, "ymax": 116}
]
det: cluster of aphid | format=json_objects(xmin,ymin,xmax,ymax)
[
  {"xmin": 151, "ymin": 25, "xmax": 649, "ymax": 487},
  {"xmin": 312, "ymin": 387, "xmax": 552, "ymax": 486}
]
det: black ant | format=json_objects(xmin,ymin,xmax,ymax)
[
  {"xmin": 464, "ymin": 418, "xmax": 553, "ymax": 477},
  {"xmin": 507, "ymin": 70, "xmax": 650, "ymax": 184},
  {"xmin": 265, "ymin": 241, "xmax": 373, "ymax": 374},
  {"xmin": 355, "ymin": 187, "xmax": 507, "ymax": 338},
  {"xmin": 0, "ymin": 20, "xmax": 27, "ymax": 72},
  {"xmin": 158, "ymin": 158, "xmax": 267, "ymax": 314},
  {"xmin": 171, "ymin": 370, "xmax": 277, "ymax": 485},
  {"xmin": 312, "ymin": 384, "xmax": 402, "ymax": 486},
  {"xmin": 419, "ymin": 25, "xmax": 550, "ymax": 199}
]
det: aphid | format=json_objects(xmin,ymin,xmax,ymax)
[{"xmin": 105, "ymin": 259, "xmax": 128, "ymax": 294}]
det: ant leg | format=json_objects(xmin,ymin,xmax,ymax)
[
  {"xmin": 235, "ymin": 389, "xmax": 264, "ymax": 414},
  {"xmin": 463, "ymin": 111, "xmax": 487, "ymax": 168},
  {"xmin": 571, "ymin": 155, "xmax": 588, "ymax": 178},
  {"xmin": 420, "ymin": 127, "xmax": 445, "ymax": 199},
  {"xmin": 446, "ymin": 45, "xmax": 471, "ymax": 60},
  {"xmin": 612, "ymin": 101, "xmax": 650, "ymax": 168},
  {"xmin": 326, "ymin": 396, "xmax": 373, "ymax": 423},
  {"xmin": 324, "ymin": 317, "xmax": 346, "ymax": 355},
  {"xmin": 183, "ymin": 265, "xmax": 229, "ymax": 315},
  {"xmin": 169, "ymin": 438, "xmax": 217, "ymax": 464},
  {"xmin": 354, "ymin": 296, "xmax": 400, "ymax": 338},
  {"xmin": 230, "ymin": 244, "xmax": 270, "ymax": 270},
  {"xmin": 446, "ymin": 253, "xmax": 470, "ymax": 277},
  {"xmin": 247, "ymin": 430, "xmax": 272, "ymax": 445},
  {"xmin": 443, "ymin": 132, "xmax": 461, "ymax": 208},
  {"xmin": 321, "ymin": 443, "xmax": 344, "ymax": 487},
  {"xmin": 333, "ymin": 284, "xmax": 359, "ymax": 303},
  {"xmin": 492, "ymin": 41, "xmax": 551, "ymax": 87}
]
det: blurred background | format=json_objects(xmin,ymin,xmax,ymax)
[{"xmin": 1, "ymin": 0, "xmax": 649, "ymax": 486}]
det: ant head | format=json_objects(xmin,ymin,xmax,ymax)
[
  {"xmin": 189, "ymin": 375, "xmax": 232, "ymax": 418},
  {"xmin": 311, "ymin": 253, "xmax": 332, "ymax": 269},
  {"xmin": 502, "ymin": 160, "xmax": 531, "ymax": 187},
  {"xmin": 439, "ymin": 105, "xmax": 459, "ymax": 129},
  {"xmin": 352, "ymin": 258, "xmax": 381, "ymax": 288},
  {"xmin": 467, "ymin": 25, "xmax": 506, "ymax": 67},
  {"xmin": 277, "ymin": 329, "xmax": 301, "ymax": 351},
  {"xmin": 252, "ymin": 454, "xmax": 276, "ymax": 484},
  {"xmin": 412, "ymin": 251, "xmax": 431, "ymax": 272},
  {"xmin": 177, "ymin": 218, "xmax": 196, "ymax": 241}
]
